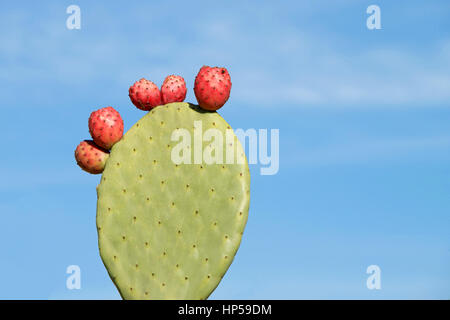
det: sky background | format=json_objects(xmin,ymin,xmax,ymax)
[{"xmin": 0, "ymin": 0, "xmax": 449, "ymax": 299}]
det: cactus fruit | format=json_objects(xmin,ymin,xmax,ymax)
[
  {"xmin": 161, "ymin": 75, "xmax": 187, "ymax": 104},
  {"xmin": 88, "ymin": 106, "xmax": 124, "ymax": 150},
  {"xmin": 75, "ymin": 140, "xmax": 109, "ymax": 174},
  {"xmin": 129, "ymin": 78, "xmax": 162, "ymax": 111},
  {"xmin": 194, "ymin": 66, "xmax": 232, "ymax": 111},
  {"xmin": 96, "ymin": 102, "xmax": 250, "ymax": 299}
]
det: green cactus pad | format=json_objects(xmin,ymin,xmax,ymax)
[{"xmin": 96, "ymin": 102, "xmax": 250, "ymax": 299}]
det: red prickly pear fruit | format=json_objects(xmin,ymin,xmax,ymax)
[
  {"xmin": 88, "ymin": 106, "xmax": 124, "ymax": 150},
  {"xmin": 161, "ymin": 75, "xmax": 187, "ymax": 104},
  {"xmin": 129, "ymin": 78, "xmax": 162, "ymax": 111},
  {"xmin": 74, "ymin": 140, "xmax": 109, "ymax": 174},
  {"xmin": 194, "ymin": 66, "xmax": 232, "ymax": 111}
]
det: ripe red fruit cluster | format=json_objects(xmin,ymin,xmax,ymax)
[
  {"xmin": 129, "ymin": 75, "xmax": 187, "ymax": 111},
  {"xmin": 75, "ymin": 106, "xmax": 124, "ymax": 174},
  {"xmin": 128, "ymin": 67, "xmax": 231, "ymax": 112},
  {"xmin": 75, "ymin": 66, "xmax": 232, "ymax": 175}
]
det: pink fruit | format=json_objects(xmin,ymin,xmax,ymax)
[
  {"xmin": 129, "ymin": 78, "xmax": 162, "ymax": 111},
  {"xmin": 161, "ymin": 75, "xmax": 187, "ymax": 104},
  {"xmin": 75, "ymin": 140, "xmax": 109, "ymax": 174},
  {"xmin": 88, "ymin": 106, "xmax": 124, "ymax": 150},
  {"xmin": 194, "ymin": 66, "xmax": 232, "ymax": 111}
]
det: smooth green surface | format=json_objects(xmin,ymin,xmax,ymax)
[{"xmin": 96, "ymin": 102, "xmax": 250, "ymax": 299}]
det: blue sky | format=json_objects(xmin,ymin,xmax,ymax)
[{"xmin": 0, "ymin": 0, "xmax": 449, "ymax": 299}]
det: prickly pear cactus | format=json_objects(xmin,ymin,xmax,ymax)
[{"xmin": 96, "ymin": 102, "xmax": 250, "ymax": 299}]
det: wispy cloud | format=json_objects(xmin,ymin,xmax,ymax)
[
  {"xmin": 0, "ymin": 1, "xmax": 449, "ymax": 109},
  {"xmin": 288, "ymin": 135, "xmax": 450, "ymax": 167},
  {"xmin": 232, "ymin": 38, "xmax": 450, "ymax": 107}
]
